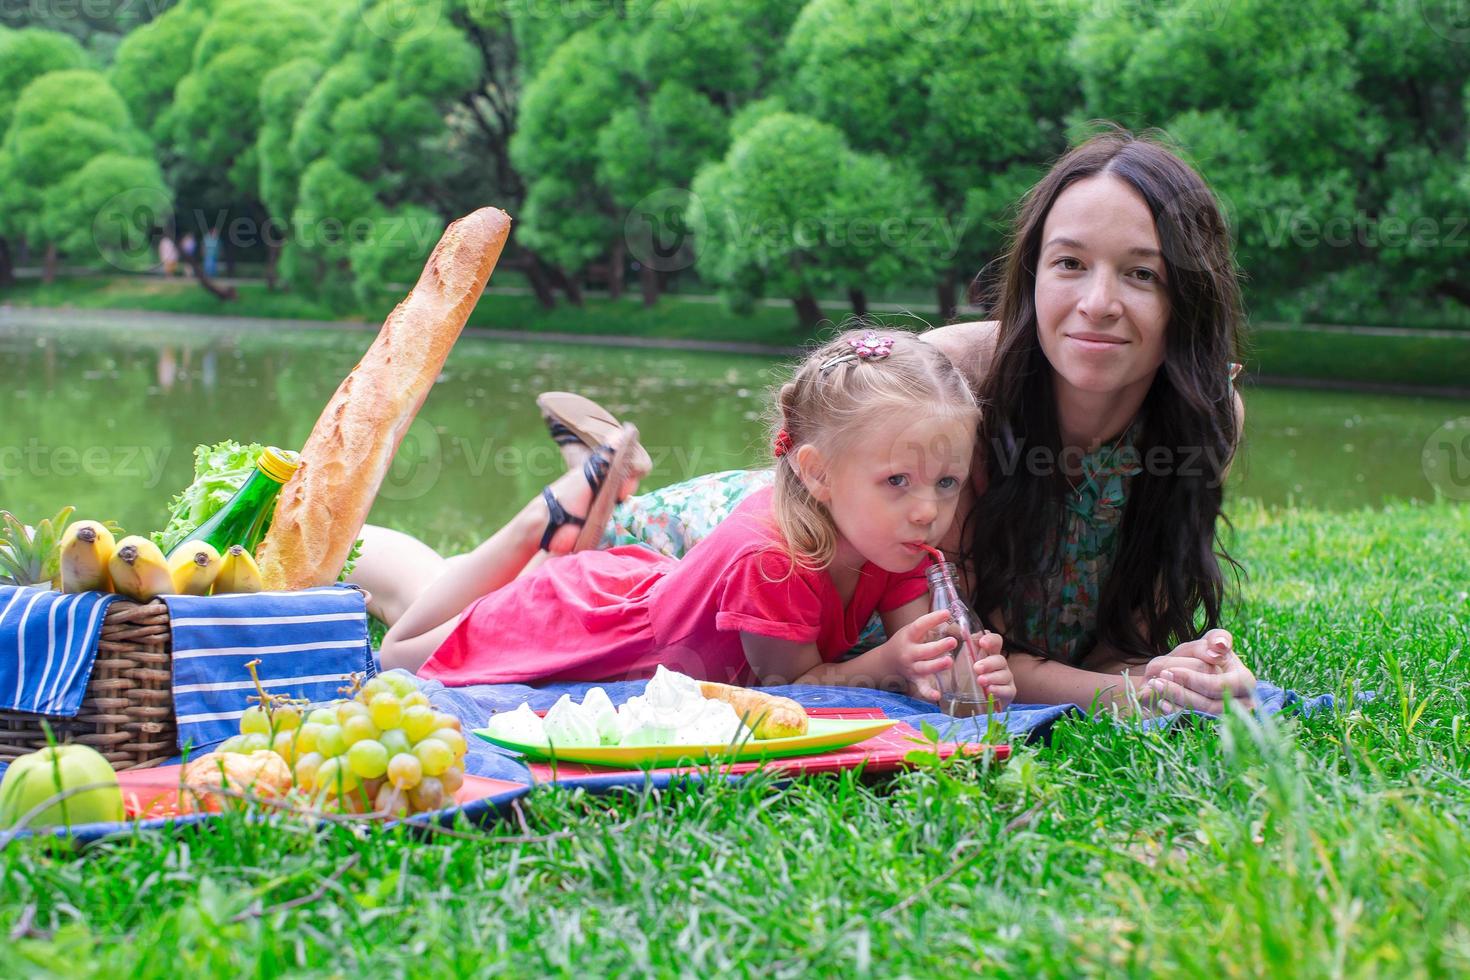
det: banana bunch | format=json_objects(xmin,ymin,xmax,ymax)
[{"xmin": 56, "ymin": 521, "xmax": 265, "ymax": 600}]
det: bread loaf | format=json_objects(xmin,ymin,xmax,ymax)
[{"xmin": 257, "ymin": 208, "xmax": 512, "ymax": 589}]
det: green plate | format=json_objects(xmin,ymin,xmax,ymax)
[{"xmin": 472, "ymin": 716, "xmax": 898, "ymax": 768}]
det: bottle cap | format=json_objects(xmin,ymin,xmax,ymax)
[{"xmin": 257, "ymin": 447, "xmax": 301, "ymax": 483}]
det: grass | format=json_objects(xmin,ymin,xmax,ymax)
[
  {"xmin": 0, "ymin": 499, "xmax": 1467, "ymax": 974},
  {"xmin": 7, "ymin": 274, "xmax": 1470, "ymax": 390}
]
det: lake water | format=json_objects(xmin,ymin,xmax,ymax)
[{"xmin": 2, "ymin": 319, "xmax": 1467, "ymax": 545}]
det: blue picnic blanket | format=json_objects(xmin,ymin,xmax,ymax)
[
  {"xmin": 414, "ymin": 674, "xmax": 1336, "ymax": 789},
  {"xmin": 163, "ymin": 585, "xmax": 375, "ymax": 753},
  {"xmin": 0, "ymin": 585, "xmax": 123, "ymax": 716}
]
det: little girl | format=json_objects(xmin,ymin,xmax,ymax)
[{"xmin": 380, "ymin": 329, "xmax": 1016, "ymax": 706}]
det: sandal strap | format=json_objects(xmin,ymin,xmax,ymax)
[
  {"xmin": 582, "ymin": 444, "xmax": 613, "ymax": 495},
  {"xmin": 538, "ymin": 485, "xmax": 585, "ymax": 551},
  {"xmin": 544, "ymin": 417, "xmax": 582, "ymax": 447}
]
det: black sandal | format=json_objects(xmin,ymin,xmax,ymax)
[{"xmin": 537, "ymin": 446, "xmax": 614, "ymax": 551}]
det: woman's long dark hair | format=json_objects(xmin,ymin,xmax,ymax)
[{"xmin": 966, "ymin": 129, "xmax": 1243, "ymax": 663}]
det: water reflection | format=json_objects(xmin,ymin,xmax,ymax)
[{"xmin": 1, "ymin": 322, "xmax": 1466, "ymax": 540}]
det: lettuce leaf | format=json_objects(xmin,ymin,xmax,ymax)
[
  {"xmin": 152, "ymin": 440, "xmax": 362, "ymax": 578},
  {"xmin": 153, "ymin": 441, "xmax": 265, "ymax": 555}
]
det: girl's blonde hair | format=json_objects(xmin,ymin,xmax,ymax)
[{"xmin": 769, "ymin": 326, "xmax": 979, "ymax": 573}]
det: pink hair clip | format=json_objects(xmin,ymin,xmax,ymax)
[
  {"xmin": 820, "ymin": 332, "xmax": 897, "ymax": 374},
  {"xmin": 851, "ymin": 332, "xmax": 895, "ymax": 360}
]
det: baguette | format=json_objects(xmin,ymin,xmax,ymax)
[
  {"xmin": 699, "ymin": 682, "xmax": 809, "ymax": 739},
  {"xmin": 257, "ymin": 208, "xmax": 512, "ymax": 590}
]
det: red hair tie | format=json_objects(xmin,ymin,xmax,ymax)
[{"xmin": 773, "ymin": 428, "xmax": 794, "ymax": 458}]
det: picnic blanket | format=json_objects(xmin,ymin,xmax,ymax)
[
  {"xmin": 416, "ymin": 674, "xmax": 1337, "ymax": 789},
  {"xmin": 0, "ymin": 585, "xmax": 124, "ymax": 717}
]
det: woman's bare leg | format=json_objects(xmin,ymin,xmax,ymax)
[{"xmin": 347, "ymin": 525, "xmax": 449, "ymax": 626}]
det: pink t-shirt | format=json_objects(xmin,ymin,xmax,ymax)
[{"xmin": 419, "ymin": 488, "xmax": 932, "ymax": 687}]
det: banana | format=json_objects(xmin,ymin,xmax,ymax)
[
  {"xmin": 58, "ymin": 520, "xmax": 115, "ymax": 593},
  {"xmin": 169, "ymin": 540, "xmax": 222, "ymax": 596},
  {"xmin": 212, "ymin": 544, "xmax": 264, "ymax": 594},
  {"xmin": 108, "ymin": 536, "xmax": 174, "ymax": 601}
]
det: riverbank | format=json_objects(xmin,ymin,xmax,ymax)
[{"xmin": 4, "ymin": 275, "xmax": 1469, "ymax": 394}]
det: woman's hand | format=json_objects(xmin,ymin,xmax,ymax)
[{"xmin": 1144, "ymin": 628, "xmax": 1257, "ymax": 713}]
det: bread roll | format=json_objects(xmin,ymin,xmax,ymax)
[
  {"xmin": 699, "ymin": 682, "xmax": 809, "ymax": 739},
  {"xmin": 257, "ymin": 208, "xmax": 512, "ymax": 589}
]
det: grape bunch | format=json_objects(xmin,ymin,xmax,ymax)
[{"xmin": 217, "ymin": 670, "xmax": 469, "ymax": 816}]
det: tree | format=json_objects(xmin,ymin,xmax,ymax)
[
  {"xmin": 783, "ymin": 0, "xmax": 1082, "ymax": 319},
  {"xmin": 690, "ymin": 111, "xmax": 938, "ymax": 329},
  {"xmin": 0, "ymin": 70, "xmax": 164, "ymax": 283},
  {"xmin": 0, "ymin": 27, "xmax": 91, "ymax": 283},
  {"xmin": 1070, "ymin": 0, "xmax": 1470, "ymax": 323}
]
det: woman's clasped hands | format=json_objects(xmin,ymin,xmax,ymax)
[{"xmin": 1141, "ymin": 628, "xmax": 1257, "ymax": 715}]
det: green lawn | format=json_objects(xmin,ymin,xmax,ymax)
[{"xmin": 1, "ymin": 500, "xmax": 1466, "ymax": 975}]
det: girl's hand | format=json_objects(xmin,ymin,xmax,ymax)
[
  {"xmin": 1145, "ymin": 629, "xmax": 1257, "ymax": 713},
  {"xmin": 971, "ymin": 631, "xmax": 1016, "ymax": 709},
  {"xmin": 881, "ymin": 608, "xmax": 961, "ymax": 703}
]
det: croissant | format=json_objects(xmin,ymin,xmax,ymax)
[{"xmin": 699, "ymin": 682, "xmax": 809, "ymax": 739}]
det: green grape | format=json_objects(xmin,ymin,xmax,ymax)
[
  {"xmin": 440, "ymin": 766, "xmax": 464, "ymax": 795},
  {"xmin": 342, "ymin": 714, "xmax": 379, "ymax": 746},
  {"xmin": 369, "ymin": 693, "xmax": 403, "ymax": 730},
  {"xmin": 431, "ymin": 711, "xmax": 463, "ymax": 733},
  {"xmin": 337, "ymin": 700, "xmax": 370, "ymax": 726},
  {"xmin": 387, "ymin": 752, "xmax": 423, "ymax": 790},
  {"xmin": 316, "ymin": 724, "xmax": 347, "ymax": 758},
  {"xmin": 375, "ymin": 783, "xmax": 410, "ymax": 817},
  {"xmin": 306, "ymin": 707, "xmax": 337, "ymax": 726},
  {"xmin": 401, "ymin": 691, "xmax": 430, "ymax": 710},
  {"xmin": 240, "ymin": 706, "xmax": 271, "ymax": 736},
  {"xmin": 294, "ymin": 751, "xmax": 324, "ymax": 791},
  {"xmin": 294, "ymin": 722, "xmax": 323, "ymax": 755},
  {"xmin": 273, "ymin": 704, "xmax": 302, "ymax": 731},
  {"xmin": 238, "ymin": 732, "xmax": 270, "ymax": 753},
  {"xmin": 401, "ymin": 705, "xmax": 436, "ymax": 741},
  {"xmin": 408, "ymin": 775, "xmax": 446, "ymax": 812},
  {"xmin": 347, "ymin": 739, "xmax": 389, "ymax": 779},
  {"xmin": 360, "ymin": 677, "xmax": 392, "ymax": 702},
  {"xmin": 271, "ymin": 730, "xmax": 298, "ymax": 764},
  {"xmin": 316, "ymin": 757, "xmax": 360, "ymax": 796},
  {"xmin": 379, "ymin": 729, "xmax": 412, "ymax": 758},
  {"xmin": 414, "ymin": 737, "xmax": 453, "ymax": 777},
  {"xmin": 217, "ymin": 734, "xmax": 247, "ymax": 754},
  {"xmin": 383, "ymin": 673, "xmax": 418, "ymax": 698},
  {"xmin": 430, "ymin": 728, "xmax": 468, "ymax": 760}
]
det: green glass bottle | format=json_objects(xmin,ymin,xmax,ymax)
[{"xmin": 166, "ymin": 447, "xmax": 301, "ymax": 559}]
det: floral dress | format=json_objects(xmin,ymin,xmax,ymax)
[{"xmin": 1012, "ymin": 425, "xmax": 1145, "ymax": 663}]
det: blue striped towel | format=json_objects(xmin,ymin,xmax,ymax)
[
  {"xmin": 0, "ymin": 585, "xmax": 124, "ymax": 716},
  {"xmin": 164, "ymin": 584, "xmax": 374, "ymax": 753}
]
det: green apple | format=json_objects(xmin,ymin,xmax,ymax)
[{"xmin": 0, "ymin": 744, "xmax": 124, "ymax": 831}]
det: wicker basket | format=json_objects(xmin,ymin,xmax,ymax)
[{"xmin": 0, "ymin": 599, "xmax": 176, "ymax": 771}]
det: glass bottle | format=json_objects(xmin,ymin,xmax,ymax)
[
  {"xmin": 166, "ymin": 447, "xmax": 300, "ymax": 558},
  {"xmin": 925, "ymin": 561, "xmax": 988, "ymax": 717}
]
